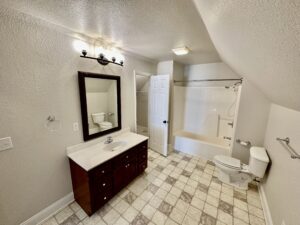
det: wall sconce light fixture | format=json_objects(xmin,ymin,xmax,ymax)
[{"xmin": 80, "ymin": 50, "xmax": 124, "ymax": 67}]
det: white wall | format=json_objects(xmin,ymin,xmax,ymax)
[
  {"xmin": 0, "ymin": 7, "xmax": 155, "ymax": 225},
  {"xmin": 262, "ymin": 104, "xmax": 300, "ymax": 225},
  {"xmin": 184, "ymin": 62, "xmax": 240, "ymax": 80},
  {"xmin": 232, "ymin": 79, "xmax": 270, "ymax": 163}
]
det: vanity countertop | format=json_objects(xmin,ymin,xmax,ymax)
[{"xmin": 67, "ymin": 132, "xmax": 148, "ymax": 171}]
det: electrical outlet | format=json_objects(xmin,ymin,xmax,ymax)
[
  {"xmin": 0, "ymin": 137, "xmax": 13, "ymax": 152},
  {"xmin": 73, "ymin": 122, "xmax": 79, "ymax": 131},
  {"xmin": 281, "ymin": 220, "xmax": 286, "ymax": 225}
]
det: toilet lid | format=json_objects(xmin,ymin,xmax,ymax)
[{"xmin": 214, "ymin": 155, "xmax": 241, "ymax": 169}]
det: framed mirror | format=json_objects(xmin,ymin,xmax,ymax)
[{"xmin": 78, "ymin": 71, "xmax": 121, "ymax": 141}]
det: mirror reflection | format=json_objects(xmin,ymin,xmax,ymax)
[
  {"xmin": 85, "ymin": 78, "xmax": 118, "ymax": 135},
  {"xmin": 78, "ymin": 72, "xmax": 121, "ymax": 141}
]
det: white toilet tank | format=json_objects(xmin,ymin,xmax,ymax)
[
  {"xmin": 249, "ymin": 146, "xmax": 269, "ymax": 178},
  {"xmin": 91, "ymin": 112, "xmax": 105, "ymax": 123}
]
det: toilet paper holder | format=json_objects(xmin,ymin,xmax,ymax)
[{"xmin": 236, "ymin": 139, "xmax": 251, "ymax": 147}]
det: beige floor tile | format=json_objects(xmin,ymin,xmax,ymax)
[
  {"xmin": 204, "ymin": 203, "xmax": 218, "ymax": 218},
  {"xmin": 142, "ymin": 204, "xmax": 156, "ymax": 220},
  {"xmin": 182, "ymin": 215, "xmax": 199, "ymax": 225},
  {"xmin": 191, "ymin": 196, "xmax": 205, "ymax": 210},
  {"xmin": 169, "ymin": 207, "xmax": 186, "ymax": 224},
  {"xmin": 174, "ymin": 199, "xmax": 189, "ymax": 213},
  {"xmin": 152, "ymin": 210, "xmax": 168, "ymax": 225},
  {"xmin": 234, "ymin": 207, "xmax": 249, "ymax": 223},
  {"xmin": 122, "ymin": 206, "xmax": 139, "ymax": 222},
  {"xmin": 114, "ymin": 199, "xmax": 130, "ymax": 214},
  {"xmin": 186, "ymin": 205, "xmax": 202, "ymax": 222},
  {"xmin": 249, "ymin": 215, "xmax": 266, "ymax": 225},
  {"xmin": 102, "ymin": 208, "xmax": 120, "ymax": 225},
  {"xmin": 55, "ymin": 206, "xmax": 73, "ymax": 224},
  {"xmin": 114, "ymin": 216, "xmax": 129, "ymax": 225},
  {"xmin": 132, "ymin": 197, "xmax": 147, "ymax": 211},
  {"xmin": 218, "ymin": 210, "xmax": 233, "ymax": 225}
]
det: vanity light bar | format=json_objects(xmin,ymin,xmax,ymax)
[{"xmin": 80, "ymin": 50, "xmax": 124, "ymax": 67}]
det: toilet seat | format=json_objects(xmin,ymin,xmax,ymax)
[
  {"xmin": 100, "ymin": 121, "xmax": 112, "ymax": 126},
  {"xmin": 214, "ymin": 155, "xmax": 241, "ymax": 170}
]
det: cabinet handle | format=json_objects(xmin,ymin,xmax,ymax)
[
  {"xmin": 102, "ymin": 183, "xmax": 106, "ymax": 187},
  {"xmin": 126, "ymin": 155, "xmax": 129, "ymax": 159},
  {"xmin": 104, "ymin": 196, "xmax": 107, "ymax": 200},
  {"xmin": 101, "ymin": 170, "xmax": 105, "ymax": 174}
]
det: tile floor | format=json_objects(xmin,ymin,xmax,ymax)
[{"xmin": 42, "ymin": 150, "xmax": 266, "ymax": 225}]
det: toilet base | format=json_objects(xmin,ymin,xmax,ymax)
[{"xmin": 217, "ymin": 169, "xmax": 253, "ymax": 190}]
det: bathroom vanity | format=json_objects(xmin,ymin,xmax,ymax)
[{"xmin": 67, "ymin": 132, "xmax": 148, "ymax": 215}]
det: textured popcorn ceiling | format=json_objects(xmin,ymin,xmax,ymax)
[
  {"xmin": 0, "ymin": 0, "xmax": 220, "ymax": 64},
  {"xmin": 193, "ymin": 0, "xmax": 300, "ymax": 111}
]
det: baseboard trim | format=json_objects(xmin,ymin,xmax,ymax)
[
  {"xmin": 20, "ymin": 192, "xmax": 74, "ymax": 225},
  {"xmin": 258, "ymin": 184, "xmax": 274, "ymax": 225}
]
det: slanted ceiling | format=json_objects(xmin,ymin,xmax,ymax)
[{"xmin": 193, "ymin": 0, "xmax": 300, "ymax": 111}]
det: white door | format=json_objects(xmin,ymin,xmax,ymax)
[{"xmin": 149, "ymin": 75, "xmax": 170, "ymax": 156}]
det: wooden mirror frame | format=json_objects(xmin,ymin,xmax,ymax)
[{"xmin": 78, "ymin": 71, "xmax": 121, "ymax": 141}]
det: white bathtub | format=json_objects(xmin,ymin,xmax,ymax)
[{"xmin": 173, "ymin": 131, "xmax": 230, "ymax": 160}]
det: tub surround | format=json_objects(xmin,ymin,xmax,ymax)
[{"xmin": 67, "ymin": 131, "xmax": 148, "ymax": 171}]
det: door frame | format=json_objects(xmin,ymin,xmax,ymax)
[{"xmin": 133, "ymin": 70, "xmax": 152, "ymax": 133}]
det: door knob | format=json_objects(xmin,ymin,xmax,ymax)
[{"xmin": 163, "ymin": 120, "xmax": 168, "ymax": 124}]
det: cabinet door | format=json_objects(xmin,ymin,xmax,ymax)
[
  {"xmin": 123, "ymin": 161, "xmax": 137, "ymax": 186},
  {"xmin": 113, "ymin": 161, "xmax": 137, "ymax": 193}
]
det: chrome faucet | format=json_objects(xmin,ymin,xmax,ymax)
[{"xmin": 104, "ymin": 136, "xmax": 113, "ymax": 144}]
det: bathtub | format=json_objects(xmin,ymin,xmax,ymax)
[{"xmin": 173, "ymin": 131, "xmax": 230, "ymax": 160}]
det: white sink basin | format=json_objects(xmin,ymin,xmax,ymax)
[{"xmin": 103, "ymin": 141, "xmax": 127, "ymax": 151}]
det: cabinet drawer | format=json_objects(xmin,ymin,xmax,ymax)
[
  {"xmin": 138, "ymin": 161, "xmax": 147, "ymax": 174},
  {"xmin": 138, "ymin": 149, "xmax": 148, "ymax": 162},
  {"xmin": 95, "ymin": 176, "xmax": 113, "ymax": 191},
  {"xmin": 135, "ymin": 141, "xmax": 148, "ymax": 152},
  {"xmin": 93, "ymin": 189, "xmax": 113, "ymax": 209},
  {"xmin": 90, "ymin": 161, "xmax": 112, "ymax": 178},
  {"xmin": 114, "ymin": 149, "xmax": 136, "ymax": 166}
]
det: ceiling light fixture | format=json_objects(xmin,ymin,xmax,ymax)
[{"xmin": 172, "ymin": 46, "xmax": 190, "ymax": 56}]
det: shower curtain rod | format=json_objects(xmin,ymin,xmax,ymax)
[{"xmin": 174, "ymin": 78, "xmax": 243, "ymax": 83}]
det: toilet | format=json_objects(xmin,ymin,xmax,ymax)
[
  {"xmin": 213, "ymin": 146, "xmax": 269, "ymax": 190},
  {"xmin": 91, "ymin": 112, "xmax": 113, "ymax": 131}
]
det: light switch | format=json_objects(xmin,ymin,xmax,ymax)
[
  {"xmin": 73, "ymin": 122, "xmax": 79, "ymax": 131},
  {"xmin": 0, "ymin": 137, "xmax": 13, "ymax": 152}
]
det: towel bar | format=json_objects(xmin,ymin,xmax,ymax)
[{"xmin": 276, "ymin": 137, "xmax": 300, "ymax": 159}]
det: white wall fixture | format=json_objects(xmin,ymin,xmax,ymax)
[{"xmin": 0, "ymin": 137, "xmax": 13, "ymax": 152}]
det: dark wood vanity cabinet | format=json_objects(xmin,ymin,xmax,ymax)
[{"xmin": 69, "ymin": 140, "xmax": 148, "ymax": 216}]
